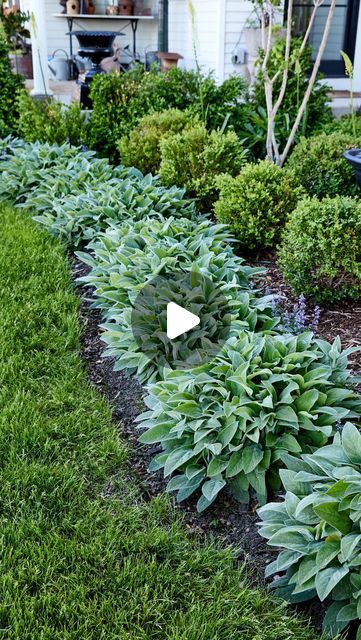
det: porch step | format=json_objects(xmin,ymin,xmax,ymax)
[{"xmin": 327, "ymin": 90, "xmax": 361, "ymax": 117}]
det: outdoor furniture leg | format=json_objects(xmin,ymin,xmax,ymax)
[{"xmin": 130, "ymin": 19, "xmax": 138, "ymax": 57}]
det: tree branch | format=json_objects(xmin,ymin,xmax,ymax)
[{"xmin": 279, "ymin": 0, "xmax": 336, "ymax": 165}]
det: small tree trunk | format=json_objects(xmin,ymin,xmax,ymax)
[{"xmin": 279, "ymin": 0, "xmax": 337, "ymax": 166}]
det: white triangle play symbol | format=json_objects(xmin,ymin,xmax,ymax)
[{"xmin": 166, "ymin": 302, "xmax": 200, "ymax": 340}]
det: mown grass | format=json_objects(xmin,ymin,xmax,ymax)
[{"xmin": 0, "ymin": 204, "xmax": 323, "ymax": 639}]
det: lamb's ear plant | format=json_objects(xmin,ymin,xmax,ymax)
[
  {"xmin": 0, "ymin": 140, "xmax": 103, "ymax": 203},
  {"xmin": 30, "ymin": 178, "xmax": 198, "ymax": 246},
  {"xmin": 137, "ymin": 332, "xmax": 361, "ymax": 511},
  {"xmin": 77, "ymin": 216, "xmax": 267, "ymax": 316},
  {"xmin": 0, "ymin": 139, "xmax": 198, "ymax": 247},
  {"xmin": 258, "ymin": 422, "xmax": 361, "ymax": 639},
  {"xmin": 78, "ymin": 217, "xmax": 278, "ymax": 382}
]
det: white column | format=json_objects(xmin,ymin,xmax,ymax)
[
  {"xmin": 215, "ymin": 0, "xmax": 226, "ymax": 83},
  {"xmin": 28, "ymin": 0, "xmax": 53, "ymax": 97}
]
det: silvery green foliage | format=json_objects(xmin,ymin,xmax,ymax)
[
  {"xmin": 77, "ymin": 217, "xmax": 278, "ymax": 382},
  {"xmin": 137, "ymin": 332, "xmax": 361, "ymax": 511},
  {"xmin": 0, "ymin": 140, "xmax": 197, "ymax": 246},
  {"xmin": 0, "ymin": 136, "xmax": 26, "ymax": 158},
  {"xmin": 0, "ymin": 140, "xmax": 106, "ymax": 203},
  {"xmin": 258, "ymin": 422, "xmax": 361, "ymax": 639},
  {"xmin": 30, "ymin": 179, "xmax": 197, "ymax": 247},
  {"xmin": 77, "ymin": 216, "xmax": 266, "ymax": 316}
]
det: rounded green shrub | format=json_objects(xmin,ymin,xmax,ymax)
[
  {"xmin": 286, "ymin": 132, "xmax": 361, "ymax": 198},
  {"xmin": 0, "ymin": 23, "xmax": 24, "ymax": 137},
  {"xmin": 258, "ymin": 422, "xmax": 361, "ymax": 638},
  {"xmin": 159, "ymin": 124, "xmax": 247, "ymax": 211},
  {"xmin": 118, "ymin": 109, "xmax": 194, "ymax": 175},
  {"xmin": 17, "ymin": 91, "xmax": 89, "ymax": 146},
  {"xmin": 137, "ymin": 332, "xmax": 361, "ymax": 510},
  {"xmin": 320, "ymin": 114, "xmax": 361, "ymax": 137},
  {"xmin": 214, "ymin": 160, "xmax": 304, "ymax": 249},
  {"xmin": 278, "ymin": 196, "xmax": 361, "ymax": 302}
]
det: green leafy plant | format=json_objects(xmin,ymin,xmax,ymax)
[
  {"xmin": 340, "ymin": 50, "xmax": 356, "ymax": 138},
  {"xmin": 159, "ymin": 124, "xmax": 247, "ymax": 210},
  {"xmin": 0, "ymin": 140, "xmax": 115, "ymax": 204},
  {"xmin": 31, "ymin": 179, "xmax": 197, "ymax": 247},
  {"xmin": 77, "ymin": 217, "xmax": 277, "ymax": 381},
  {"xmin": 258, "ymin": 422, "xmax": 361, "ymax": 639},
  {"xmin": 214, "ymin": 160, "xmax": 304, "ymax": 249},
  {"xmin": 17, "ymin": 91, "xmax": 89, "ymax": 146},
  {"xmin": 320, "ymin": 114, "xmax": 361, "ymax": 137},
  {"xmin": 0, "ymin": 140, "xmax": 197, "ymax": 246},
  {"xmin": 247, "ymin": 36, "xmax": 332, "ymax": 160},
  {"xmin": 118, "ymin": 109, "xmax": 195, "ymax": 175},
  {"xmin": 278, "ymin": 196, "xmax": 361, "ymax": 302},
  {"xmin": 87, "ymin": 65, "xmax": 248, "ymax": 162},
  {"xmin": 137, "ymin": 331, "xmax": 361, "ymax": 510},
  {"xmin": 286, "ymin": 132, "xmax": 361, "ymax": 198},
  {"xmin": 0, "ymin": 22, "xmax": 24, "ymax": 137}
]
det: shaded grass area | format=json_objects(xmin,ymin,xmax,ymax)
[{"xmin": 0, "ymin": 204, "xmax": 322, "ymax": 639}]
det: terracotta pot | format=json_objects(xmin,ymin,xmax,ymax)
[
  {"xmin": 66, "ymin": 0, "xmax": 79, "ymax": 15},
  {"xmin": 156, "ymin": 51, "xmax": 183, "ymax": 71},
  {"xmin": 86, "ymin": 1, "xmax": 96, "ymax": 14},
  {"xmin": 118, "ymin": 0, "xmax": 133, "ymax": 15}
]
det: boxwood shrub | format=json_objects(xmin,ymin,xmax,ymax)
[
  {"xmin": 286, "ymin": 132, "xmax": 361, "ymax": 198},
  {"xmin": 137, "ymin": 332, "xmax": 361, "ymax": 511},
  {"xmin": 214, "ymin": 160, "xmax": 304, "ymax": 249},
  {"xmin": 258, "ymin": 422, "xmax": 361, "ymax": 639},
  {"xmin": 159, "ymin": 124, "xmax": 247, "ymax": 211},
  {"xmin": 278, "ymin": 196, "xmax": 361, "ymax": 302},
  {"xmin": 118, "ymin": 109, "xmax": 195, "ymax": 175}
]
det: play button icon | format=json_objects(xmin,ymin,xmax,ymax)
[
  {"xmin": 166, "ymin": 302, "xmax": 200, "ymax": 340},
  {"xmin": 130, "ymin": 270, "xmax": 232, "ymax": 371}
]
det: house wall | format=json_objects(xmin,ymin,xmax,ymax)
[
  {"xmin": 168, "ymin": 0, "xmax": 220, "ymax": 77},
  {"xmin": 223, "ymin": 0, "xmax": 252, "ymax": 80}
]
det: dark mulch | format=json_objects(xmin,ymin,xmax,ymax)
[
  {"xmin": 71, "ymin": 253, "xmax": 361, "ymax": 636},
  {"xmin": 248, "ymin": 251, "xmax": 361, "ymax": 377}
]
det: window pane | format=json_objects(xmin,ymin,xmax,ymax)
[{"xmin": 293, "ymin": 1, "xmax": 348, "ymax": 61}]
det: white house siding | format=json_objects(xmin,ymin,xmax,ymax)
[
  {"xmin": 223, "ymin": 0, "xmax": 253, "ymax": 80},
  {"xmin": 168, "ymin": 0, "xmax": 223, "ymax": 81}
]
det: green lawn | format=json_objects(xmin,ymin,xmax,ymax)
[{"xmin": 0, "ymin": 204, "xmax": 322, "ymax": 640}]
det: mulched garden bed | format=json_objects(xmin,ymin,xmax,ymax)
[{"xmin": 72, "ymin": 253, "xmax": 361, "ymax": 636}]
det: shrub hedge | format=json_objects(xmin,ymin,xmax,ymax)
[
  {"xmin": 286, "ymin": 132, "xmax": 361, "ymax": 199},
  {"xmin": 0, "ymin": 24, "xmax": 24, "ymax": 137},
  {"xmin": 159, "ymin": 124, "xmax": 247, "ymax": 210},
  {"xmin": 214, "ymin": 160, "xmax": 304, "ymax": 249},
  {"xmin": 118, "ymin": 109, "xmax": 195, "ymax": 175},
  {"xmin": 278, "ymin": 196, "xmax": 361, "ymax": 302}
]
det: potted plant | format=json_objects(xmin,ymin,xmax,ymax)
[{"xmin": 0, "ymin": 2, "xmax": 32, "ymax": 78}]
